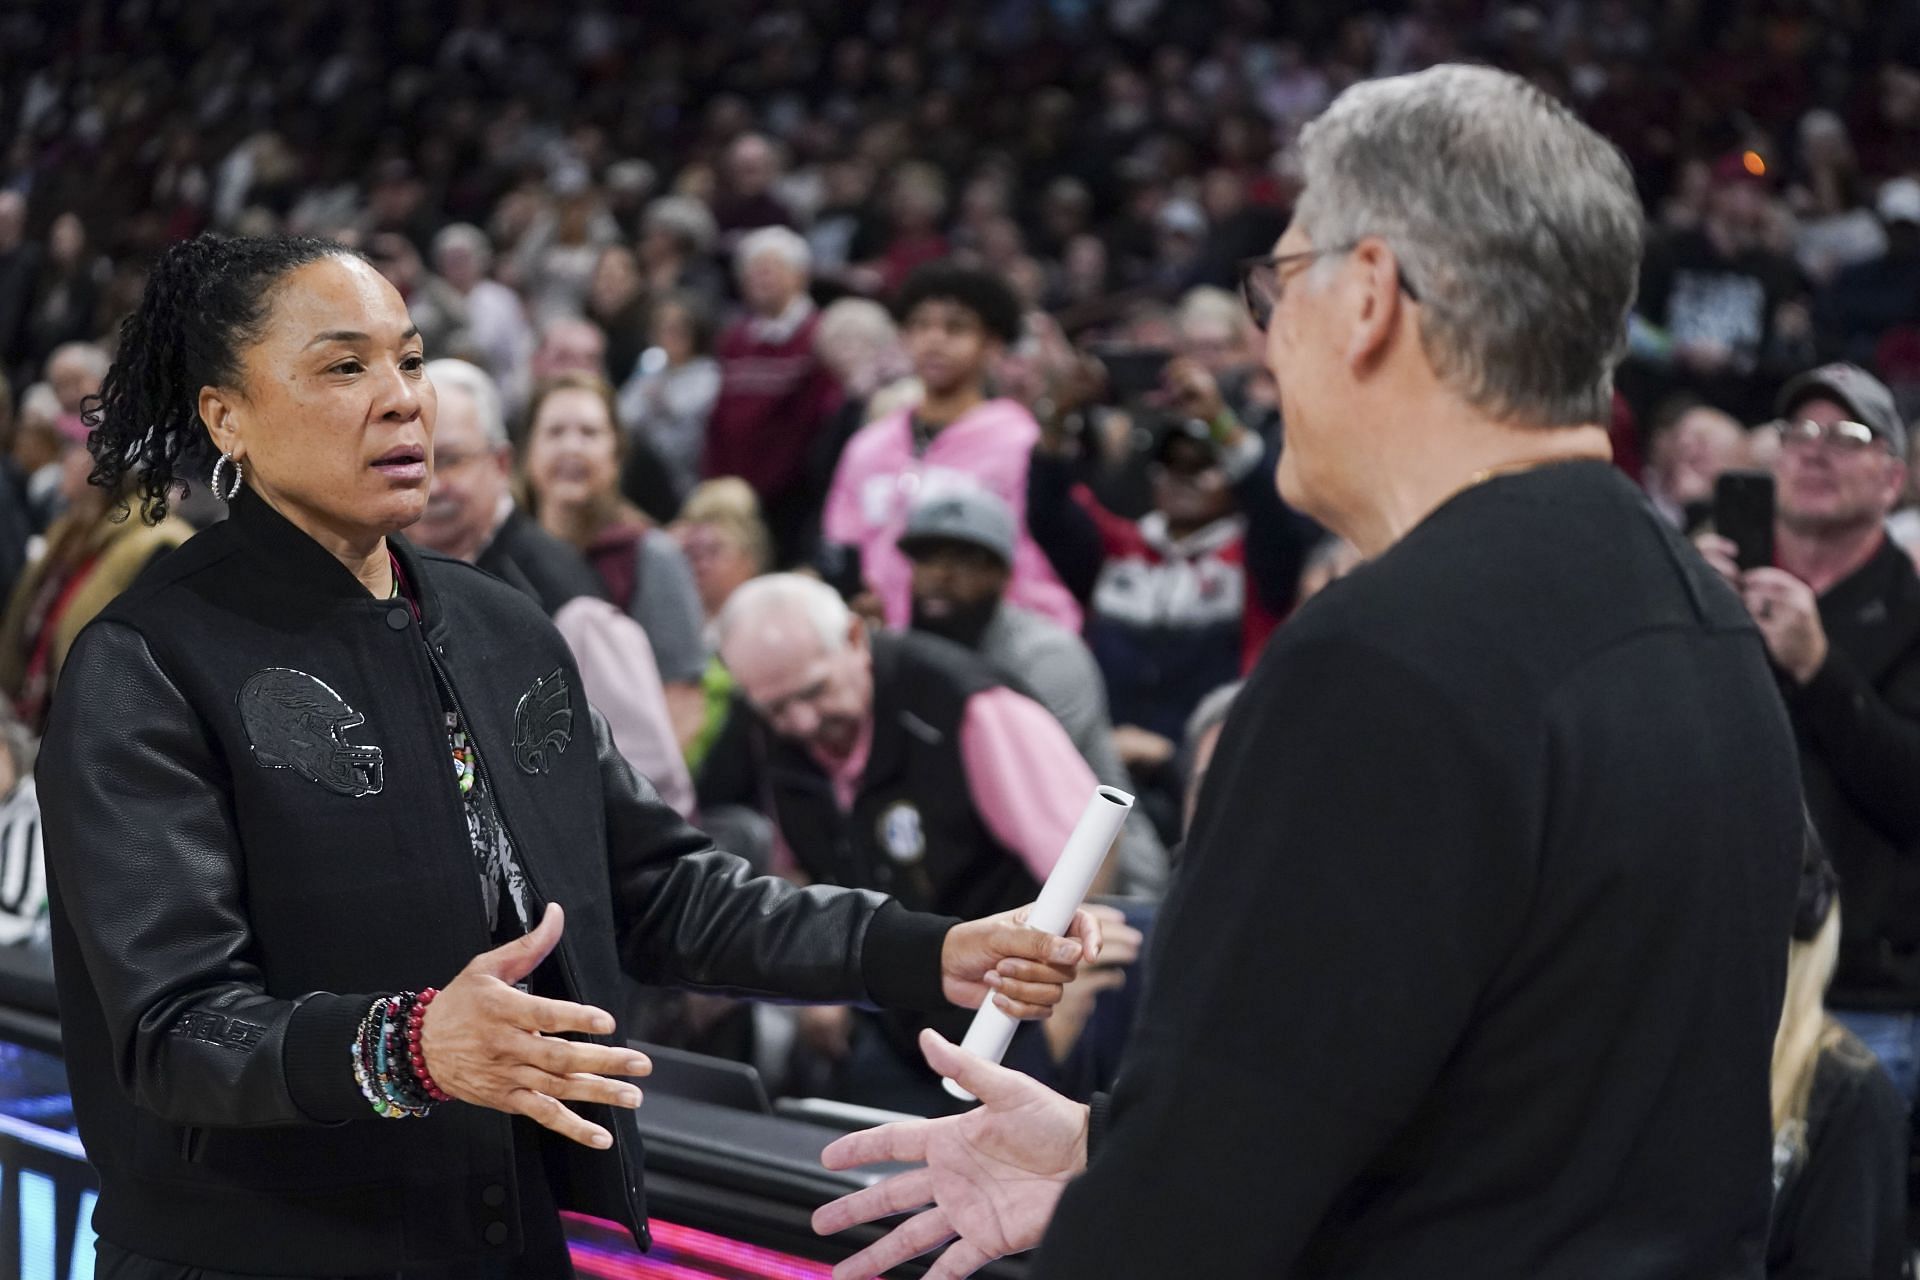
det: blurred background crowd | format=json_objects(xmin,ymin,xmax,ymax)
[{"xmin": 6, "ymin": 0, "xmax": 1920, "ymax": 1271}]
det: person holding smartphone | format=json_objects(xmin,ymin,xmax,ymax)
[{"xmin": 1697, "ymin": 362, "xmax": 1920, "ymax": 1105}]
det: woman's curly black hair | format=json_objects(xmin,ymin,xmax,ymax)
[{"xmin": 87, "ymin": 233, "xmax": 354, "ymax": 524}]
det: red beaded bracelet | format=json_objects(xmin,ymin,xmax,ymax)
[{"xmin": 407, "ymin": 987, "xmax": 453, "ymax": 1103}]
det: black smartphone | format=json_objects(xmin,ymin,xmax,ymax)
[
  {"xmin": 1713, "ymin": 470, "xmax": 1776, "ymax": 571},
  {"xmin": 1089, "ymin": 345, "xmax": 1175, "ymax": 402}
]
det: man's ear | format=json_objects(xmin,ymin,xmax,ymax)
[{"xmin": 1344, "ymin": 238, "xmax": 1411, "ymax": 373}]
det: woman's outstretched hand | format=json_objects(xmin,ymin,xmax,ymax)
[{"xmin": 420, "ymin": 903, "xmax": 652, "ymax": 1148}]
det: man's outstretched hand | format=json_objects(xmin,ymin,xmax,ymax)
[
  {"xmin": 941, "ymin": 905, "xmax": 1104, "ymax": 1019},
  {"xmin": 813, "ymin": 1029, "xmax": 1089, "ymax": 1280}
]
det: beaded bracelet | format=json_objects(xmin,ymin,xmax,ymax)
[
  {"xmin": 377, "ymin": 995, "xmax": 434, "ymax": 1115},
  {"xmin": 407, "ymin": 988, "xmax": 453, "ymax": 1103},
  {"xmin": 351, "ymin": 993, "xmax": 435, "ymax": 1118}
]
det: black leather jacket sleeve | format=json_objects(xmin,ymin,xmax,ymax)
[
  {"xmin": 39, "ymin": 621, "xmax": 375, "ymax": 1128},
  {"xmin": 595, "ymin": 708, "xmax": 955, "ymax": 1011}
]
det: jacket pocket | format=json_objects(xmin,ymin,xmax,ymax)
[{"xmin": 178, "ymin": 1125, "xmax": 206, "ymax": 1162}]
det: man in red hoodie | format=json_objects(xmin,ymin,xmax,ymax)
[{"xmin": 704, "ymin": 226, "xmax": 843, "ymax": 565}]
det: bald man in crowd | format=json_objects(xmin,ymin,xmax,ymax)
[{"xmin": 705, "ymin": 574, "xmax": 1105, "ymax": 1113}]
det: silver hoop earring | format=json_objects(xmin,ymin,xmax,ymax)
[{"xmin": 210, "ymin": 452, "xmax": 244, "ymax": 502}]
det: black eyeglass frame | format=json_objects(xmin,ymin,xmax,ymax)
[{"xmin": 1238, "ymin": 242, "xmax": 1421, "ymax": 331}]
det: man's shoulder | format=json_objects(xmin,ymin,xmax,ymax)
[
  {"xmin": 477, "ymin": 514, "xmax": 605, "ymax": 615},
  {"xmin": 987, "ymin": 604, "xmax": 1093, "ymax": 670},
  {"xmin": 883, "ymin": 629, "xmax": 1004, "ymax": 695}
]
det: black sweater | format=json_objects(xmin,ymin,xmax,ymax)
[
  {"xmin": 1783, "ymin": 537, "xmax": 1920, "ymax": 1010},
  {"xmin": 1036, "ymin": 462, "xmax": 1802, "ymax": 1278}
]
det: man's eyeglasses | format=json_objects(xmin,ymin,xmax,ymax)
[
  {"xmin": 1768, "ymin": 418, "xmax": 1895, "ymax": 455},
  {"xmin": 1238, "ymin": 244, "xmax": 1421, "ymax": 332}
]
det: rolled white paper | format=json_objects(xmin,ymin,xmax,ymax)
[{"xmin": 943, "ymin": 785, "xmax": 1135, "ymax": 1102}]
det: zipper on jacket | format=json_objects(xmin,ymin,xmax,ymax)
[
  {"xmin": 418, "ymin": 637, "xmax": 591, "ymax": 1015},
  {"xmin": 419, "ymin": 624, "xmax": 649, "ymax": 1248}
]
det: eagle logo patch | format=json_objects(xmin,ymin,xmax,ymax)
[{"xmin": 512, "ymin": 668, "xmax": 574, "ymax": 775}]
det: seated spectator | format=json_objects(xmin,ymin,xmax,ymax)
[
  {"xmin": 705, "ymin": 575, "xmax": 1103, "ymax": 1114},
  {"xmin": 530, "ymin": 314, "xmax": 610, "ymax": 385},
  {"xmin": 0, "ymin": 191, "xmax": 38, "ymax": 393},
  {"xmin": 432, "ymin": 223, "xmax": 535, "ymax": 417},
  {"xmin": 617, "ymin": 291, "xmax": 720, "ymax": 506},
  {"xmin": 900, "ymin": 485, "xmax": 1170, "ymax": 898},
  {"xmin": 9, "ymin": 383, "xmax": 65, "ymax": 535},
  {"xmin": 672, "ymin": 477, "xmax": 772, "ymax": 624},
  {"xmin": 366, "ymin": 230, "xmax": 468, "ymax": 362},
  {"xmin": 636, "ymin": 196, "xmax": 724, "ymax": 311},
  {"xmin": 1643, "ymin": 399, "xmax": 1751, "ymax": 530},
  {"xmin": 587, "ymin": 243, "xmax": 651, "ymax": 389},
  {"xmin": 670, "ymin": 478, "xmax": 775, "ymax": 777},
  {"xmin": 822, "ymin": 262, "xmax": 1079, "ymax": 631},
  {"xmin": 513, "ymin": 168, "xmax": 620, "ymax": 327},
  {"xmin": 0, "ymin": 417, "xmax": 192, "ymax": 732},
  {"xmin": 713, "ymin": 134, "xmax": 796, "ymax": 243},
  {"xmin": 23, "ymin": 214, "xmax": 103, "ymax": 376},
  {"xmin": 417, "ymin": 359, "xmax": 694, "ymax": 817},
  {"xmin": 1766, "ymin": 833, "xmax": 1906, "ymax": 1278},
  {"xmin": 704, "ymin": 227, "xmax": 843, "ymax": 565},
  {"xmin": 0, "ymin": 705, "xmax": 43, "ymax": 948},
  {"xmin": 1696, "ymin": 363, "xmax": 1920, "ymax": 1103},
  {"xmin": 855, "ymin": 161, "xmax": 951, "ymax": 298},
  {"xmin": 1028, "ymin": 358, "xmax": 1318, "ymax": 766},
  {"xmin": 814, "ymin": 296, "xmax": 919, "ymax": 426},
  {"xmin": 1817, "ymin": 177, "xmax": 1920, "ymax": 370},
  {"xmin": 523, "ymin": 373, "xmax": 710, "ymax": 748},
  {"xmin": 1633, "ymin": 155, "xmax": 1812, "ymax": 425},
  {"xmin": 1789, "ymin": 110, "xmax": 1885, "ymax": 289},
  {"xmin": 810, "ymin": 298, "xmax": 920, "ymax": 524}
]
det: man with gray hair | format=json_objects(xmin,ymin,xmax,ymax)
[
  {"xmin": 706, "ymin": 227, "xmax": 842, "ymax": 563},
  {"xmin": 816, "ymin": 65, "xmax": 1800, "ymax": 1278},
  {"xmin": 413, "ymin": 358, "xmax": 695, "ymax": 818}
]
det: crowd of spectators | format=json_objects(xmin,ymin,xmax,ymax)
[{"xmin": 8, "ymin": 0, "xmax": 1920, "ymax": 1269}]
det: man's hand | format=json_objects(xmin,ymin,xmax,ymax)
[
  {"xmin": 814, "ymin": 1028, "xmax": 1087, "ymax": 1280},
  {"xmin": 1113, "ymin": 723, "xmax": 1176, "ymax": 770},
  {"xmin": 1162, "ymin": 356, "xmax": 1231, "ymax": 432},
  {"xmin": 422, "ymin": 904, "xmax": 651, "ymax": 1149},
  {"xmin": 1693, "ymin": 531, "xmax": 1742, "ymax": 588},
  {"xmin": 941, "ymin": 905, "xmax": 1103, "ymax": 1018},
  {"xmin": 1696, "ymin": 534, "xmax": 1830, "ymax": 683},
  {"xmin": 1743, "ymin": 566, "xmax": 1829, "ymax": 684}
]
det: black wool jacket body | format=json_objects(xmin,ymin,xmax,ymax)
[{"xmin": 37, "ymin": 487, "xmax": 952, "ymax": 1274}]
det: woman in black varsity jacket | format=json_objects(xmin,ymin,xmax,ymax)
[{"xmin": 37, "ymin": 234, "xmax": 1098, "ymax": 1280}]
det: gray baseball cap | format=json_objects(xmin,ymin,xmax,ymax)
[
  {"xmin": 898, "ymin": 486, "xmax": 1017, "ymax": 567},
  {"xmin": 1776, "ymin": 362, "xmax": 1907, "ymax": 457}
]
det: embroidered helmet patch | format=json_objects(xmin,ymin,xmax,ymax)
[{"xmin": 237, "ymin": 668, "xmax": 385, "ymax": 797}]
